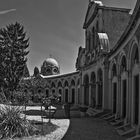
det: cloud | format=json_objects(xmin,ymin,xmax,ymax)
[{"xmin": 0, "ymin": 9, "xmax": 16, "ymax": 15}]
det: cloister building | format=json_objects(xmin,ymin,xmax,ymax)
[{"xmin": 21, "ymin": 0, "xmax": 140, "ymax": 134}]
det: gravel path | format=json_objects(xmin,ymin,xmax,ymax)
[{"xmin": 62, "ymin": 117, "xmax": 126, "ymax": 140}]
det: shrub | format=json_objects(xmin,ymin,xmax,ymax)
[{"xmin": 0, "ymin": 105, "xmax": 38, "ymax": 139}]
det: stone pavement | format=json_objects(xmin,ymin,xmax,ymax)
[{"xmin": 62, "ymin": 117, "xmax": 126, "ymax": 140}]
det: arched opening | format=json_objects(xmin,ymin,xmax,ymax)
[
  {"xmin": 84, "ymin": 74, "xmax": 89, "ymax": 106},
  {"xmin": 112, "ymin": 64, "xmax": 117, "ymax": 114},
  {"xmin": 64, "ymin": 81, "xmax": 69, "ymax": 87},
  {"xmin": 64, "ymin": 81, "xmax": 69, "ymax": 103},
  {"xmin": 51, "ymin": 82, "xmax": 56, "ymax": 88},
  {"xmin": 120, "ymin": 55, "xmax": 127, "ymax": 119},
  {"xmin": 122, "ymin": 79, "xmax": 127, "ymax": 119},
  {"xmin": 97, "ymin": 69, "xmax": 103, "ymax": 108},
  {"xmin": 131, "ymin": 46, "xmax": 139, "ymax": 67},
  {"xmin": 121, "ymin": 56, "xmax": 127, "ymax": 73},
  {"xmin": 90, "ymin": 72, "xmax": 96, "ymax": 107},
  {"xmin": 130, "ymin": 45, "xmax": 139, "ymax": 125},
  {"xmin": 58, "ymin": 89, "xmax": 62, "ymax": 102},
  {"xmin": 65, "ymin": 89, "xmax": 69, "ymax": 103},
  {"xmin": 77, "ymin": 79, "xmax": 80, "ymax": 104},
  {"xmin": 71, "ymin": 88, "xmax": 75, "ymax": 104},
  {"xmin": 46, "ymin": 89, "xmax": 49, "ymax": 97},
  {"xmin": 71, "ymin": 80, "xmax": 75, "ymax": 104},
  {"xmin": 71, "ymin": 80, "xmax": 75, "ymax": 87},
  {"xmin": 133, "ymin": 75, "xmax": 139, "ymax": 125},
  {"xmin": 58, "ymin": 81, "xmax": 62, "ymax": 87},
  {"xmin": 52, "ymin": 89, "xmax": 55, "ymax": 95}
]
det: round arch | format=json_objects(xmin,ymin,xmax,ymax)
[{"xmin": 128, "ymin": 42, "xmax": 140, "ymax": 125}]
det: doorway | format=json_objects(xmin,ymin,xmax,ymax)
[
  {"xmin": 113, "ymin": 83, "xmax": 117, "ymax": 114},
  {"xmin": 134, "ymin": 75, "xmax": 139, "ymax": 125},
  {"xmin": 122, "ymin": 80, "xmax": 127, "ymax": 119}
]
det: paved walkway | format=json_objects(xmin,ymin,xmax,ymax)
[{"xmin": 62, "ymin": 117, "xmax": 126, "ymax": 140}]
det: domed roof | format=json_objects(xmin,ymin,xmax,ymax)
[{"xmin": 45, "ymin": 57, "xmax": 59, "ymax": 68}]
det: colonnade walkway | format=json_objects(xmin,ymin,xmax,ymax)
[{"xmin": 62, "ymin": 117, "xmax": 126, "ymax": 140}]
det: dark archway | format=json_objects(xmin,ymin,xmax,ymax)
[
  {"xmin": 97, "ymin": 69, "xmax": 103, "ymax": 108},
  {"xmin": 71, "ymin": 80, "xmax": 75, "ymax": 104},
  {"xmin": 120, "ymin": 56, "xmax": 127, "ymax": 119},
  {"xmin": 121, "ymin": 56, "xmax": 127, "ymax": 73},
  {"xmin": 46, "ymin": 89, "xmax": 49, "ymax": 97},
  {"xmin": 122, "ymin": 79, "xmax": 127, "ymax": 119},
  {"xmin": 58, "ymin": 89, "xmax": 62, "ymax": 102},
  {"xmin": 77, "ymin": 79, "xmax": 80, "ymax": 104},
  {"xmin": 90, "ymin": 72, "xmax": 96, "ymax": 107},
  {"xmin": 84, "ymin": 74, "xmax": 89, "ymax": 106},
  {"xmin": 64, "ymin": 81, "xmax": 69, "ymax": 103},
  {"xmin": 130, "ymin": 45, "xmax": 139, "ymax": 124},
  {"xmin": 58, "ymin": 81, "xmax": 62, "ymax": 87},
  {"xmin": 65, "ymin": 89, "xmax": 69, "ymax": 103},
  {"xmin": 112, "ymin": 64, "xmax": 117, "ymax": 114},
  {"xmin": 71, "ymin": 88, "xmax": 75, "ymax": 104}
]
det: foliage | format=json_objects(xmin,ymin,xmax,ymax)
[
  {"xmin": 0, "ymin": 22, "xmax": 29, "ymax": 95},
  {"xmin": 40, "ymin": 60, "xmax": 48, "ymax": 76},
  {"xmin": 0, "ymin": 106, "xmax": 38, "ymax": 139},
  {"xmin": 33, "ymin": 66, "xmax": 39, "ymax": 77},
  {"xmin": 13, "ymin": 90, "xmax": 32, "ymax": 105},
  {"xmin": 23, "ymin": 64, "xmax": 30, "ymax": 77}
]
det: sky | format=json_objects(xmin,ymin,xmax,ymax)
[{"xmin": 0, "ymin": 0, "xmax": 137, "ymax": 75}]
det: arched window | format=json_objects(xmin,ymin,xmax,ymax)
[
  {"xmin": 112, "ymin": 64, "xmax": 117, "ymax": 77},
  {"xmin": 134, "ymin": 47, "xmax": 139, "ymax": 64},
  {"xmin": 121, "ymin": 56, "xmax": 127, "ymax": 73},
  {"xmin": 64, "ymin": 81, "xmax": 69, "ymax": 87},
  {"xmin": 91, "ymin": 72, "xmax": 96, "ymax": 84},
  {"xmin": 92, "ymin": 27, "xmax": 95, "ymax": 48},
  {"xmin": 77, "ymin": 79, "xmax": 80, "ymax": 86},
  {"xmin": 58, "ymin": 81, "xmax": 62, "ymax": 87},
  {"xmin": 96, "ymin": 21, "xmax": 99, "ymax": 32},
  {"xmin": 51, "ymin": 82, "xmax": 55, "ymax": 88},
  {"xmin": 71, "ymin": 80, "xmax": 75, "ymax": 87}
]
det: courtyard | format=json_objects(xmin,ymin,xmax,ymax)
[
  {"xmin": 62, "ymin": 117, "xmax": 126, "ymax": 140},
  {"xmin": 0, "ymin": 104, "xmax": 126, "ymax": 140}
]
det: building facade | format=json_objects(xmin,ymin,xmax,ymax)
[{"xmin": 21, "ymin": 0, "xmax": 140, "ymax": 131}]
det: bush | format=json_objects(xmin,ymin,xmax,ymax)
[{"xmin": 0, "ymin": 105, "xmax": 38, "ymax": 139}]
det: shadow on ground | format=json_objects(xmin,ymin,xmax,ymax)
[
  {"xmin": 23, "ymin": 110, "xmax": 47, "ymax": 116},
  {"xmin": 62, "ymin": 118, "xmax": 126, "ymax": 140},
  {"xmin": 32, "ymin": 121, "xmax": 60, "ymax": 135}
]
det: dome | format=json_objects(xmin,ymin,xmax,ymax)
[
  {"xmin": 45, "ymin": 57, "xmax": 59, "ymax": 68},
  {"xmin": 41, "ymin": 57, "xmax": 60, "ymax": 76}
]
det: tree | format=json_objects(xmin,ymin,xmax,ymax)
[
  {"xmin": 33, "ymin": 66, "xmax": 39, "ymax": 77},
  {"xmin": 0, "ymin": 22, "xmax": 29, "ymax": 99},
  {"xmin": 23, "ymin": 64, "xmax": 30, "ymax": 77},
  {"xmin": 40, "ymin": 60, "xmax": 47, "ymax": 76}
]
